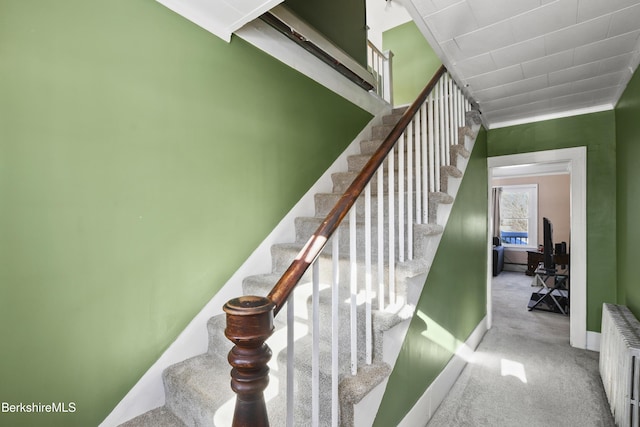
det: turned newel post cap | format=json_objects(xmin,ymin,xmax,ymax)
[{"xmin": 224, "ymin": 296, "xmax": 275, "ymax": 344}]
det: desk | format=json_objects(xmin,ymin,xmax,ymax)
[
  {"xmin": 526, "ymin": 251, "xmax": 544, "ymax": 276},
  {"xmin": 527, "ymin": 251, "xmax": 569, "ymax": 275},
  {"xmin": 527, "ymin": 256, "xmax": 570, "ymax": 315},
  {"xmin": 554, "ymin": 253, "xmax": 570, "ymax": 269}
]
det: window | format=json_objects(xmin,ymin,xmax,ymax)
[{"xmin": 498, "ymin": 185, "xmax": 537, "ymax": 247}]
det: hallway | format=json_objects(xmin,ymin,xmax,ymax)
[{"xmin": 427, "ymin": 271, "xmax": 615, "ymax": 426}]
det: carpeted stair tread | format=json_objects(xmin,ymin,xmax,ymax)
[
  {"xmin": 347, "ymin": 150, "xmax": 428, "ymax": 173},
  {"xmin": 294, "ymin": 215, "xmax": 443, "ymax": 259},
  {"xmin": 242, "ymin": 273, "xmax": 281, "ymax": 297},
  {"xmin": 331, "ymin": 169, "xmax": 460, "ymax": 195},
  {"xmin": 279, "ymin": 333, "xmax": 389, "ymax": 380},
  {"xmin": 206, "ymin": 315, "xmax": 233, "ymax": 357},
  {"xmin": 440, "ymin": 165, "xmax": 464, "ymax": 193},
  {"xmin": 360, "ymin": 138, "xmax": 388, "ymax": 154},
  {"xmin": 314, "ymin": 191, "xmax": 426, "ymax": 219},
  {"xmin": 450, "ymin": 143, "xmax": 471, "ymax": 168},
  {"xmin": 275, "ymin": 334, "xmax": 392, "ymax": 427},
  {"xmin": 271, "ymin": 231, "xmax": 439, "ymax": 276},
  {"xmin": 118, "ymin": 406, "xmax": 186, "ymax": 427},
  {"xmin": 163, "ymin": 353, "xmax": 235, "ymax": 425},
  {"xmin": 339, "ymin": 361, "xmax": 392, "ymax": 404},
  {"xmin": 382, "ymin": 109, "xmax": 406, "ymax": 125},
  {"xmin": 357, "ymin": 139, "xmax": 420, "ymax": 156},
  {"xmin": 430, "ymin": 191, "xmax": 454, "ymax": 204}
]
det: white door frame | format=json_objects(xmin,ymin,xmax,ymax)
[{"xmin": 487, "ymin": 147, "xmax": 587, "ymax": 350}]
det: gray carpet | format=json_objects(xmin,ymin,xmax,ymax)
[{"xmin": 427, "ymin": 271, "xmax": 615, "ymax": 427}]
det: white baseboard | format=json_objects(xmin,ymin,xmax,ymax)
[
  {"xmin": 504, "ymin": 263, "xmax": 527, "ymax": 273},
  {"xmin": 586, "ymin": 331, "xmax": 601, "ymax": 352},
  {"xmin": 99, "ymin": 110, "xmax": 391, "ymax": 427},
  {"xmin": 398, "ymin": 316, "xmax": 488, "ymax": 427}
]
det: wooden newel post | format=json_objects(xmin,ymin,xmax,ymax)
[{"xmin": 224, "ymin": 295, "xmax": 276, "ymax": 427}]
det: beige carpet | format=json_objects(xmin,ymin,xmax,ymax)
[{"xmin": 427, "ymin": 271, "xmax": 615, "ymax": 427}]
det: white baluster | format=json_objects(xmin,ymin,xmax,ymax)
[
  {"xmin": 365, "ymin": 182, "xmax": 372, "ymax": 365},
  {"xmin": 448, "ymin": 74, "xmax": 454, "ymax": 165},
  {"xmin": 415, "ymin": 105, "xmax": 423, "ymax": 226},
  {"xmin": 436, "ymin": 78, "xmax": 443, "ymax": 195},
  {"xmin": 331, "ymin": 229, "xmax": 339, "ymax": 427},
  {"xmin": 449, "ymin": 77, "xmax": 455, "ymax": 165},
  {"xmin": 424, "ymin": 97, "xmax": 431, "ymax": 224},
  {"xmin": 458, "ymin": 82, "xmax": 462, "ymax": 143},
  {"xmin": 443, "ymin": 73, "xmax": 450, "ymax": 172},
  {"xmin": 398, "ymin": 131, "xmax": 405, "ymax": 263},
  {"xmin": 407, "ymin": 118, "xmax": 414, "ymax": 261},
  {"xmin": 349, "ymin": 206, "xmax": 357, "ymax": 375},
  {"xmin": 383, "ymin": 51, "xmax": 394, "ymax": 105},
  {"xmin": 388, "ymin": 144, "xmax": 396, "ymax": 304},
  {"xmin": 377, "ymin": 163, "xmax": 385, "ymax": 310},
  {"xmin": 452, "ymin": 76, "xmax": 458, "ymax": 159},
  {"xmin": 287, "ymin": 293, "xmax": 294, "ymax": 427},
  {"xmin": 312, "ymin": 260, "xmax": 320, "ymax": 427}
]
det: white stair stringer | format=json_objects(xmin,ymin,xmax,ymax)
[{"xmin": 116, "ymin": 109, "xmax": 481, "ymax": 427}]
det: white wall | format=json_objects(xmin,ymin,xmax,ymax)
[{"xmin": 366, "ymin": 0, "xmax": 411, "ymax": 49}]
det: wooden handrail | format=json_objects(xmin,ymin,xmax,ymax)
[
  {"xmin": 223, "ymin": 65, "xmax": 448, "ymax": 426},
  {"xmin": 266, "ymin": 64, "xmax": 447, "ymax": 315}
]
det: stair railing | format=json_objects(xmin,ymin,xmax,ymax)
[
  {"xmin": 224, "ymin": 65, "xmax": 474, "ymax": 426},
  {"xmin": 367, "ymin": 41, "xmax": 394, "ymax": 103}
]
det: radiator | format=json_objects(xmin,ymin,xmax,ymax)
[{"xmin": 600, "ymin": 303, "xmax": 640, "ymax": 427}]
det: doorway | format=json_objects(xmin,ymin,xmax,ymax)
[{"xmin": 487, "ymin": 147, "xmax": 587, "ymax": 350}]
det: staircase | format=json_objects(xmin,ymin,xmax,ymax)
[{"xmin": 119, "ymin": 81, "xmax": 481, "ymax": 427}]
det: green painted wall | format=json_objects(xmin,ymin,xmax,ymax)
[
  {"xmin": 284, "ymin": 0, "xmax": 367, "ymax": 67},
  {"xmin": 0, "ymin": 1, "xmax": 372, "ymax": 426},
  {"xmin": 487, "ymin": 112, "xmax": 617, "ymax": 331},
  {"xmin": 374, "ymin": 128, "xmax": 488, "ymax": 426},
  {"xmin": 383, "ymin": 21, "xmax": 442, "ymax": 106},
  {"xmin": 615, "ymin": 67, "xmax": 640, "ymax": 316}
]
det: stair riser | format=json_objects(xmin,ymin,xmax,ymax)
[
  {"xmin": 365, "ymin": 124, "xmax": 474, "ymax": 158},
  {"xmin": 382, "ymin": 112, "xmax": 404, "ymax": 126},
  {"xmin": 440, "ymin": 165, "xmax": 463, "ymax": 193},
  {"xmin": 427, "ymin": 194, "xmax": 455, "ymax": 224},
  {"xmin": 352, "ymin": 138, "xmax": 470, "ymax": 173},
  {"xmin": 414, "ymin": 230, "xmax": 441, "ymax": 259},
  {"xmin": 238, "ymin": 276, "xmax": 388, "ymax": 360},
  {"xmin": 272, "ymin": 245, "xmax": 388, "ymax": 287},
  {"xmin": 206, "ymin": 315, "xmax": 233, "ymax": 357},
  {"xmin": 348, "ymin": 150, "xmax": 426, "ymax": 173},
  {"xmin": 314, "ymin": 192, "xmax": 424, "ymax": 222},
  {"xmin": 332, "ymin": 171, "xmax": 435, "ymax": 195},
  {"xmin": 288, "ymin": 305, "xmax": 380, "ymax": 369},
  {"xmin": 358, "ymin": 139, "xmax": 422, "ymax": 156},
  {"xmin": 372, "ymin": 124, "xmax": 430, "ymax": 140},
  {"xmin": 371, "ymin": 122, "xmax": 472, "ymax": 145},
  {"xmin": 332, "ymin": 161, "xmax": 461, "ymax": 195},
  {"xmin": 294, "ymin": 217, "xmax": 442, "ymax": 260},
  {"xmin": 270, "ymin": 246, "xmax": 418, "ymax": 303},
  {"xmin": 450, "ymin": 143, "xmax": 470, "ymax": 168}
]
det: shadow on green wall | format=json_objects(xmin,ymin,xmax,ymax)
[{"xmin": 374, "ymin": 128, "xmax": 488, "ymax": 426}]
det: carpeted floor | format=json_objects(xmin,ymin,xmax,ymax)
[{"xmin": 427, "ymin": 271, "xmax": 615, "ymax": 427}]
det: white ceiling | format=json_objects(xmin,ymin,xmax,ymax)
[{"xmin": 402, "ymin": 0, "xmax": 640, "ymax": 128}]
